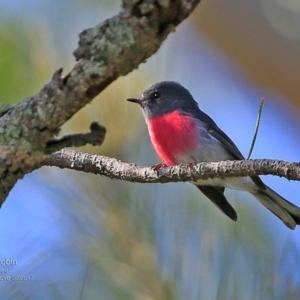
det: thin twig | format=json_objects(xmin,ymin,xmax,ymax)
[
  {"xmin": 247, "ymin": 98, "xmax": 264, "ymax": 159},
  {"xmin": 45, "ymin": 122, "xmax": 106, "ymax": 154}
]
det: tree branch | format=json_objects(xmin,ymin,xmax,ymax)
[
  {"xmin": 43, "ymin": 150, "xmax": 300, "ymax": 183},
  {"xmin": 0, "ymin": 0, "xmax": 201, "ymax": 204},
  {"xmin": 45, "ymin": 122, "xmax": 106, "ymax": 154}
]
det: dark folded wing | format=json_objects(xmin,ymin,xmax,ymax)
[{"xmin": 196, "ymin": 185, "xmax": 237, "ymax": 221}]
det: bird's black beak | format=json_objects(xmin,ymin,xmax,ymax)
[{"xmin": 126, "ymin": 97, "xmax": 145, "ymax": 104}]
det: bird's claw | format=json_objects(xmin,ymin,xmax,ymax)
[
  {"xmin": 187, "ymin": 162, "xmax": 197, "ymax": 168},
  {"xmin": 151, "ymin": 163, "xmax": 168, "ymax": 171}
]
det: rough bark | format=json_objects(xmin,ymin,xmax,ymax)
[
  {"xmin": 0, "ymin": 0, "xmax": 200, "ymax": 205},
  {"xmin": 44, "ymin": 150, "xmax": 300, "ymax": 183}
]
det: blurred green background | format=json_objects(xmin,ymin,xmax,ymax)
[{"xmin": 0, "ymin": 1, "xmax": 300, "ymax": 299}]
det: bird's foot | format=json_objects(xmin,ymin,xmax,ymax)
[
  {"xmin": 187, "ymin": 162, "xmax": 198, "ymax": 168},
  {"xmin": 151, "ymin": 163, "xmax": 168, "ymax": 171}
]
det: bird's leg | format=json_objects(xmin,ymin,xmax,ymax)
[
  {"xmin": 187, "ymin": 162, "xmax": 198, "ymax": 168},
  {"xmin": 151, "ymin": 163, "xmax": 168, "ymax": 171}
]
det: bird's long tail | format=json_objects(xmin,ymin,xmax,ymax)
[{"xmin": 250, "ymin": 186, "xmax": 300, "ymax": 229}]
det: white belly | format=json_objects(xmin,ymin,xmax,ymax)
[{"xmin": 194, "ymin": 176, "xmax": 259, "ymax": 192}]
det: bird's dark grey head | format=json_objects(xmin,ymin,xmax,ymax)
[{"xmin": 126, "ymin": 81, "xmax": 199, "ymax": 120}]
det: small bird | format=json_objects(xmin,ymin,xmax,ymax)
[{"xmin": 127, "ymin": 81, "xmax": 300, "ymax": 229}]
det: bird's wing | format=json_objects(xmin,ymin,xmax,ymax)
[
  {"xmin": 196, "ymin": 185, "xmax": 237, "ymax": 221},
  {"xmin": 185, "ymin": 108, "xmax": 266, "ymax": 189},
  {"xmin": 182, "ymin": 108, "xmax": 244, "ymax": 159},
  {"xmin": 206, "ymin": 125, "xmax": 244, "ymax": 160}
]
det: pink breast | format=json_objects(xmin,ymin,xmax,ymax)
[{"xmin": 147, "ymin": 110, "xmax": 198, "ymax": 166}]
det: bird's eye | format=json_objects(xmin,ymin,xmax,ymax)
[{"xmin": 152, "ymin": 91, "xmax": 160, "ymax": 100}]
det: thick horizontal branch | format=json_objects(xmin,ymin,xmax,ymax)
[{"xmin": 43, "ymin": 150, "xmax": 300, "ymax": 182}]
